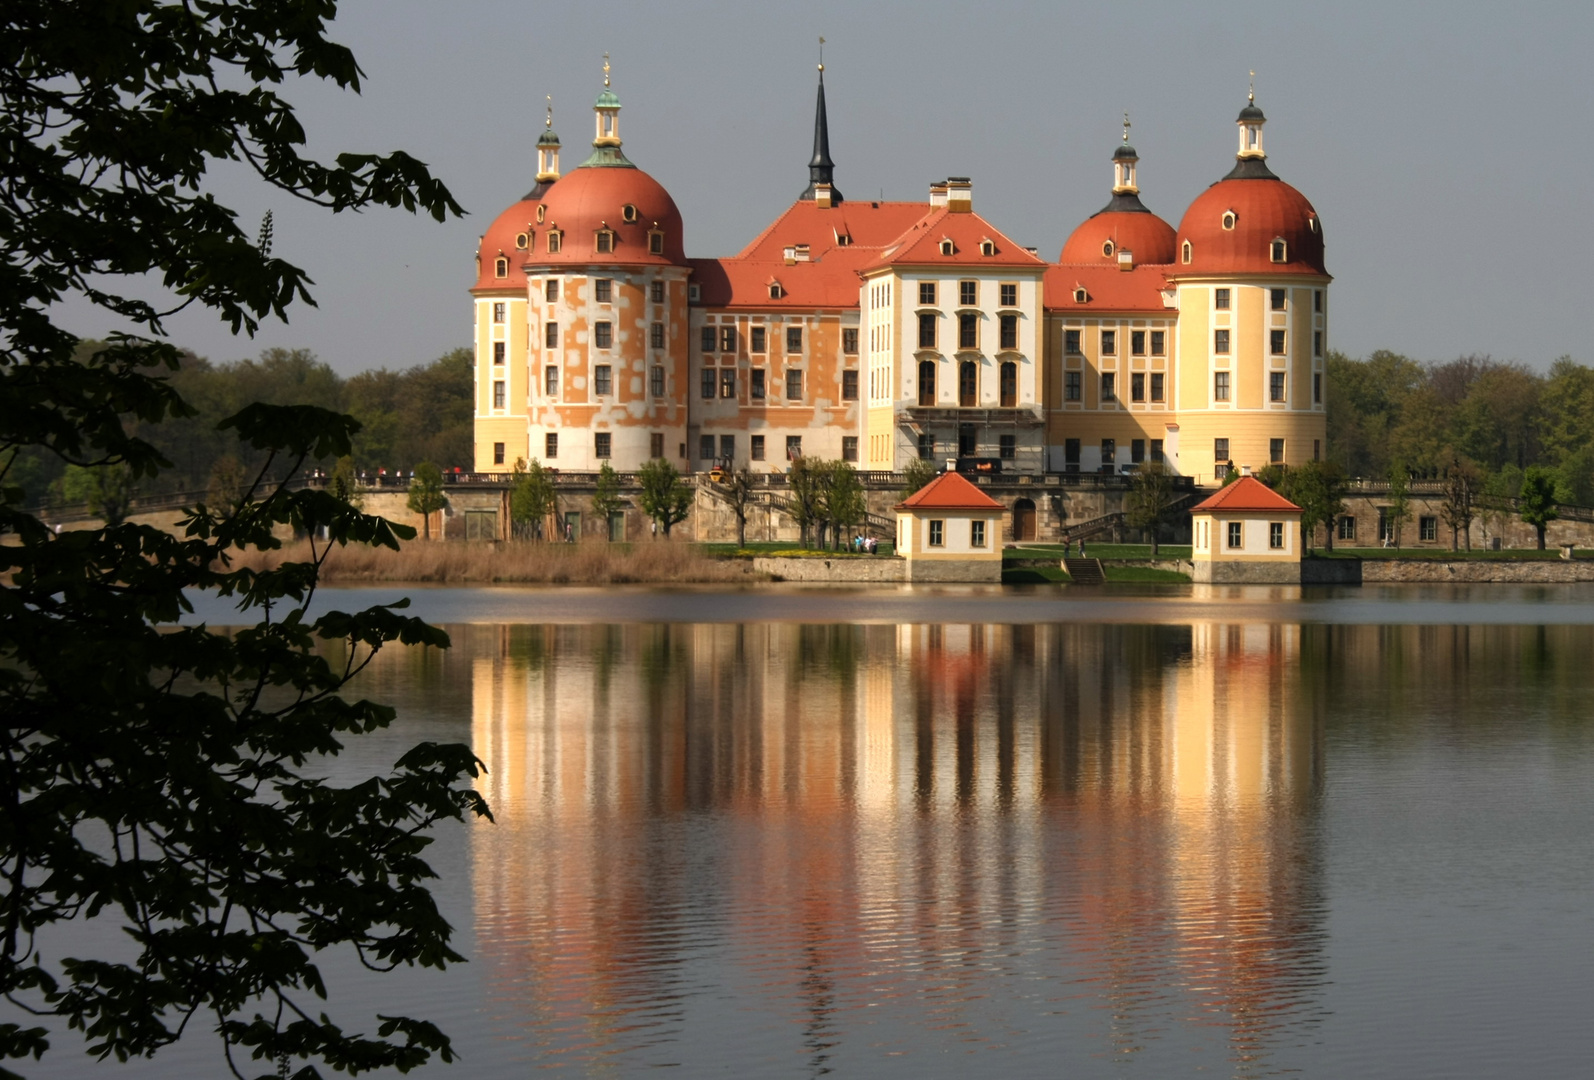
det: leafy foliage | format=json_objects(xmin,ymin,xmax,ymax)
[
  {"xmin": 717, "ymin": 466, "xmax": 757, "ymax": 548},
  {"xmin": 509, "ymin": 458, "xmax": 555, "ymax": 539},
  {"xmin": 636, "ymin": 459, "xmax": 692, "ymax": 537},
  {"xmin": 1519, "ymin": 466, "xmax": 1559, "ymax": 549},
  {"xmin": 405, "ymin": 461, "xmax": 448, "ymax": 539},
  {"xmin": 785, "ymin": 457, "xmax": 823, "ymax": 548},
  {"xmin": 590, "ymin": 462, "xmax": 625, "ymax": 532},
  {"xmin": 1123, "ymin": 462, "xmax": 1177, "ymax": 556},
  {"xmin": 899, "ymin": 457, "xmax": 937, "ymax": 501},
  {"xmin": 816, "ymin": 461, "xmax": 866, "ymax": 550}
]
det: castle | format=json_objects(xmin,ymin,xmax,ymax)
[{"xmin": 470, "ymin": 61, "xmax": 1329, "ymax": 522}]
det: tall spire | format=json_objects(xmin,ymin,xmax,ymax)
[
  {"xmin": 799, "ymin": 40, "xmax": 842, "ymax": 204},
  {"xmin": 1225, "ymin": 73, "xmax": 1278, "ymax": 180},
  {"xmin": 530, "ymin": 95, "xmax": 561, "ymax": 195},
  {"xmin": 582, "ymin": 53, "xmax": 636, "ymax": 169}
]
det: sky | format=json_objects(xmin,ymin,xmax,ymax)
[{"xmin": 65, "ymin": 0, "xmax": 1594, "ymax": 375}]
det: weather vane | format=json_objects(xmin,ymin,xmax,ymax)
[
  {"xmin": 818, "ymin": 36, "xmax": 825, "ymax": 73},
  {"xmin": 546, "ymin": 94, "xmax": 553, "ymax": 129},
  {"xmin": 603, "ymin": 52, "xmax": 611, "ymax": 88},
  {"xmin": 1248, "ymin": 69, "xmax": 1256, "ymax": 102},
  {"xmin": 1123, "ymin": 111, "xmax": 1131, "ymax": 142}
]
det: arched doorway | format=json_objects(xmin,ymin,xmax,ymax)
[{"xmin": 1012, "ymin": 498, "xmax": 1036, "ymax": 541}]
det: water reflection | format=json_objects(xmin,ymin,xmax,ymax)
[{"xmin": 465, "ymin": 621, "xmax": 1329, "ymax": 1075}]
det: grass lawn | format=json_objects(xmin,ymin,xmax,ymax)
[
  {"xmin": 701, "ymin": 541, "xmax": 897, "ymax": 559},
  {"xmin": 1007, "ymin": 543, "xmax": 1193, "ymax": 561},
  {"xmin": 1309, "ymin": 547, "xmax": 1592, "ymax": 561}
]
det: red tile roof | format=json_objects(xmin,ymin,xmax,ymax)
[
  {"xmin": 1059, "ymin": 209, "xmax": 1177, "ymax": 266},
  {"xmin": 865, "ymin": 207, "xmax": 1047, "ymax": 271},
  {"xmin": 1043, "ymin": 264, "xmax": 1173, "ymax": 313},
  {"xmin": 1175, "ymin": 177, "xmax": 1327, "ymax": 277},
  {"xmin": 1191, "ymin": 475, "xmax": 1302, "ymax": 513},
  {"xmin": 894, "ymin": 471, "xmax": 1006, "ymax": 512},
  {"xmin": 736, "ymin": 199, "xmax": 930, "ymax": 260}
]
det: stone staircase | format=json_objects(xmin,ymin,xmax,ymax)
[{"xmin": 1063, "ymin": 557, "xmax": 1106, "ymax": 585}]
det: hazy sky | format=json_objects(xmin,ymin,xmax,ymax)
[{"xmin": 67, "ymin": 0, "xmax": 1594, "ymax": 375}]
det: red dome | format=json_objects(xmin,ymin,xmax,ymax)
[
  {"xmin": 1060, "ymin": 205, "xmax": 1176, "ymax": 265},
  {"xmin": 1175, "ymin": 177, "xmax": 1326, "ymax": 277},
  {"xmin": 531, "ymin": 165, "xmax": 686, "ymax": 268},
  {"xmin": 473, "ymin": 196, "xmax": 544, "ymax": 291}
]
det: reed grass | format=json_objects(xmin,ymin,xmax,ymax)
[{"xmin": 225, "ymin": 539, "xmax": 764, "ymax": 585}]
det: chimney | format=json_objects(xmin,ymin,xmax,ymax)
[
  {"xmin": 945, "ymin": 177, "xmax": 972, "ymax": 213},
  {"xmin": 1117, "ymin": 249, "xmax": 1134, "ymax": 271},
  {"xmin": 928, "ymin": 181, "xmax": 948, "ymax": 207},
  {"xmin": 1240, "ymin": 464, "xmax": 1253, "ymax": 477},
  {"xmin": 814, "ymin": 182, "xmax": 833, "ymax": 209}
]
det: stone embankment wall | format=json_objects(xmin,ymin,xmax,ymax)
[{"xmin": 752, "ymin": 557, "xmax": 905, "ymax": 583}]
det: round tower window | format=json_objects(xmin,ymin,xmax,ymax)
[
  {"xmin": 1222, "ymin": 211, "xmax": 1236, "ymax": 231},
  {"xmin": 622, "ymin": 204, "xmax": 638, "ymax": 224},
  {"xmin": 1102, "ymin": 240, "xmax": 1114, "ymax": 257}
]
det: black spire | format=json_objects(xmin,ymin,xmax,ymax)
[{"xmin": 800, "ymin": 66, "xmax": 842, "ymax": 203}]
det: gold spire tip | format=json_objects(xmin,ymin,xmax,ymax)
[
  {"xmin": 603, "ymin": 52, "xmax": 611, "ymax": 88},
  {"xmin": 818, "ymin": 35, "xmax": 825, "ymax": 72},
  {"xmin": 546, "ymin": 94, "xmax": 553, "ymax": 128},
  {"xmin": 1122, "ymin": 111, "xmax": 1131, "ymax": 141},
  {"xmin": 1248, "ymin": 69, "xmax": 1255, "ymax": 102}
]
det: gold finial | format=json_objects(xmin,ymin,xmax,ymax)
[
  {"xmin": 1248, "ymin": 70, "xmax": 1255, "ymax": 103},
  {"xmin": 1122, "ymin": 111, "xmax": 1131, "ymax": 142},
  {"xmin": 818, "ymin": 35, "xmax": 825, "ymax": 73},
  {"xmin": 546, "ymin": 94, "xmax": 553, "ymax": 129},
  {"xmin": 603, "ymin": 52, "xmax": 611, "ymax": 88}
]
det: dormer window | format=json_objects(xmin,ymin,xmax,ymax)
[
  {"xmin": 596, "ymin": 229, "xmax": 615, "ymax": 254},
  {"xmin": 1222, "ymin": 211, "xmax": 1237, "ymax": 230},
  {"xmin": 980, "ymin": 239, "xmax": 995, "ymax": 256},
  {"xmin": 1073, "ymin": 287, "xmax": 1088, "ymax": 304},
  {"xmin": 769, "ymin": 282, "xmax": 785, "ymax": 299},
  {"xmin": 1102, "ymin": 240, "xmax": 1114, "ymax": 257},
  {"xmin": 1271, "ymin": 238, "xmax": 1287, "ymax": 262},
  {"xmin": 1181, "ymin": 240, "xmax": 1192, "ymax": 264},
  {"xmin": 1308, "ymin": 214, "xmax": 1320, "ymax": 234},
  {"xmin": 940, "ymin": 238, "xmax": 955, "ymax": 256},
  {"xmin": 835, "ymin": 230, "xmax": 852, "ymax": 247},
  {"xmin": 648, "ymin": 228, "xmax": 664, "ymax": 255},
  {"xmin": 622, "ymin": 203, "xmax": 638, "ymax": 224},
  {"xmin": 536, "ymin": 204, "xmax": 546, "ymax": 225},
  {"xmin": 515, "ymin": 232, "xmax": 530, "ymax": 250},
  {"xmin": 493, "ymin": 256, "xmax": 508, "ymax": 278},
  {"xmin": 547, "ymin": 230, "xmax": 562, "ymax": 254}
]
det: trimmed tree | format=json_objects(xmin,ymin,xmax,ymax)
[
  {"xmin": 786, "ymin": 455, "xmax": 824, "ymax": 548},
  {"xmin": 1124, "ymin": 461, "xmax": 1177, "ymax": 556},
  {"xmin": 1385, "ymin": 463, "xmax": 1411, "ymax": 550},
  {"xmin": 1519, "ymin": 465, "xmax": 1559, "ymax": 550},
  {"xmin": 328, "ymin": 454, "xmax": 364, "ymax": 509},
  {"xmin": 720, "ymin": 466, "xmax": 757, "ymax": 548},
  {"xmin": 407, "ymin": 460, "xmax": 449, "ymax": 539},
  {"xmin": 638, "ymin": 458, "xmax": 692, "ymax": 537},
  {"xmin": 1280, "ymin": 460, "xmax": 1347, "ymax": 552},
  {"xmin": 1440, "ymin": 456, "xmax": 1479, "ymax": 551},
  {"xmin": 510, "ymin": 457, "xmax": 556, "ymax": 538},
  {"xmin": 820, "ymin": 461, "xmax": 866, "ymax": 550},
  {"xmin": 591, "ymin": 461, "xmax": 625, "ymax": 540}
]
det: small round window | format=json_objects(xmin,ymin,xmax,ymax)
[
  {"xmin": 1221, "ymin": 211, "xmax": 1236, "ymax": 231},
  {"xmin": 622, "ymin": 204, "xmax": 638, "ymax": 224},
  {"xmin": 1102, "ymin": 240, "xmax": 1114, "ymax": 257},
  {"xmin": 536, "ymin": 204, "xmax": 546, "ymax": 225},
  {"xmin": 514, "ymin": 232, "xmax": 529, "ymax": 250}
]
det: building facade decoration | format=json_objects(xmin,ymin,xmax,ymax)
[{"xmin": 471, "ymin": 65, "xmax": 1329, "ymax": 483}]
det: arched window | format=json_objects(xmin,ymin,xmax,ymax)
[
  {"xmin": 980, "ymin": 239, "xmax": 995, "ymax": 256},
  {"xmin": 1271, "ymin": 238, "xmax": 1287, "ymax": 262},
  {"xmin": 1181, "ymin": 240, "xmax": 1192, "ymax": 264},
  {"xmin": 493, "ymin": 256, "xmax": 508, "ymax": 278},
  {"xmin": 918, "ymin": 360, "xmax": 936, "ymax": 407},
  {"xmin": 1000, "ymin": 361, "xmax": 1017, "ymax": 408},
  {"xmin": 1073, "ymin": 287, "xmax": 1088, "ymax": 303},
  {"xmin": 939, "ymin": 238, "xmax": 954, "ymax": 256},
  {"xmin": 959, "ymin": 361, "xmax": 978, "ymax": 407}
]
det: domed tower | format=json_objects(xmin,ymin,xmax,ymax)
[
  {"xmin": 1168, "ymin": 87, "xmax": 1329, "ymax": 483},
  {"xmin": 513, "ymin": 58, "xmax": 692, "ymax": 478},
  {"xmin": 1059, "ymin": 117, "xmax": 1176, "ymax": 266},
  {"xmin": 472, "ymin": 99, "xmax": 564, "ymax": 474}
]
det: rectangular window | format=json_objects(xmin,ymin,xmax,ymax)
[
  {"xmin": 700, "ymin": 368, "xmax": 715, "ymax": 399},
  {"xmin": 1215, "ymin": 288, "xmax": 1231, "ymax": 310},
  {"xmin": 595, "ymin": 278, "xmax": 612, "ymax": 303},
  {"xmin": 999, "ymin": 434, "xmax": 1016, "ymax": 460},
  {"xmin": 999, "ymin": 362, "xmax": 1017, "ymax": 407},
  {"xmin": 786, "ymin": 435, "xmax": 802, "ymax": 460},
  {"xmin": 594, "ymin": 321, "xmax": 612, "ymax": 349},
  {"xmin": 1101, "ymin": 372, "xmax": 1116, "ymax": 401},
  {"xmin": 999, "ymin": 283, "xmax": 1017, "ymax": 307},
  {"xmin": 1270, "ymin": 372, "xmax": 1286, "ymax": 401},
  {"xmin": 958, "ymin": 423, "xmax": 977, "ymax": 457},
  {"xmin": 751, "ymin": 326, "xmax": 766, "ymax": 353},
  {"xmin": 595, "ymin": 432, "xmax": 611, "ymax": 459},
  {"xmin": 1214, "ymin": 329, "xmax": 1230, "ymax": 354},
  {"xmin": 650, "ymin": 365, "xmax": 665, "ymax": 397},
  {"xmin": 650, "ymin": 432, "xmax": 664, "ymax": 459},
  {"xmin": 919, "ymin": 313, "xmax": 937, "ymax": 348},
  {"xmin": 720, "ymin": 370, "xmax": 736, "ymax": 398},
  {"xmin": 720, "ymin": 435, "xmax": 736, "ymax": 461},
  {"xmin": 594, "ymin": 365, "xmax": 612, "ymax": 396},
  {"xmin": 1214, "ymin": 371, "xmax": 1231, "ymax": 401},
  {"xmin": 1338, "ymin": 515, "xmax": 1356, "ymax": 540},
  {"xmin": 751, "ymin": 369, "xmax": 766, "ymax": 399},
  {"xmin": 701, "ymin": 326, "xmax": 716, "ymax": 353},
  {"xmin": 842, "ymin": 370, "xmax": 859, "ymax": 400},
  {"xmin": 786, "ymin": 369, "xmax": 803, "ymax": 401},
  {"xmin": 1151, "ymin": 330, "xmax": 1165, "ymax": 355},
  {"xmin": 493, "ymin": 441, "xmax": 505, "ymax": 465},
  {"xmin": 545, "ymin": 432, "xmax": 558, "ymax": 459},
  {"xmin": 959, "ymin": 312, "xmax": 978, "ymax": 349},
  {"xmin": 1271, "ymin": 287, "xmax": 1286, "ymax": 311},
  {"xmin": 1131, "ymin": 330, "xmax": 1146, "ymax": 356},
  {"xmin": 1214, "ymin": 437, "xmax": 1230, "ymax": 461},
  {"xmin": 545, "ymin": 280, "xmax": 559, "ymax": 302},
  {"xmin": 1101, "ymin": 330, "xmax": 1116, "ymax": 355},
  {"xmin": 1271, "ymin": 329, "xmax": 1287, "ymax": 355},
  {"xmin": 1150, "ymin": 372, "xmax": 1164, "ymax": 401},
  {"xmin": 929, "ymin": 520, "xmax": 945, "ymax": 547},
  {"xmin": 842, "ymin": 435, "xmax": 859, "ymax": 462},
  {"xmin": 1131, "ymin": 372, "xmax": 1145, "ymax": 402},
  {"xmin": 545, "ymin": 321, "xmax": 559, "ymax": 348},
  {"xmin": 1314, "ymin": 439, "xmax": 1321, "ymax": 460},
  {"xmin": 720, "ymin": 326, "xmax": 737, "ymax": 353},
  {"xmin": 545, "ymin": 365, "xmax": 558, "ymax": 396},
  {"xmin": 843, "ymin": 328, "xmax": 859, "ymax": 354},
  {"xmin": 1270, "ymin": 438, "xmax": 1285, "ymax": 464},
  {"xmin": 787, "ymin": 326, "xmax": 803, "ymax": 352},
  {"xmin": 920, "ymin": 281, "xmax": 937, "ymax": 305},
  {"xmin": 1270, "ymin": 522, "xmax": 1285, "ymax": 549},
  {"xmin": 1315, "ymin": 289, "xmax": 1324, "ymax": 312},
  {"xmin": 1101, "ymin": 438, "xmax": 1116, "ymax": 464},
  {"xmin": 1420, "ymin": 516, "xmax": 1438, "ymax": 542},
  {"xmin": 492, "ymin": 380, "xmax": 505, "ymax": 409},
  {"xmin": 596, "ymin": 231, "xmax": 613, "ymax": 254},
  {"xmin": 959, "ymin": 280, "xmax": 977, "ymax": 306},
  {"xmin": 999, "ymin": 314, "xmax": 1018, "ymax": 350},
  {"xmin": 651, "ymin": 321, "xmax": 665, "ymax": 348},
  {"xmin": 492, "ymin": 302, "xmax": 505, "ymax": 324},
  {"xmin": 1131, "ymin": 439, "xmax": 1145, "ymax": 464},
  {"xmin": 1314, "ymin": 330, "xmax": 1323, "ymax": 357},
  {"xmin": 1065, "ymin": 329, "xmax": 1082, "ymax": 354},
  {"xmin": 651, "ymin": 280, "xmax": 665, "ymax": 303},
  {"xmin": 751, "ymin": 435, "xmax": 765, "ymax": 461},
  {"xmin": 1150, "ymin": 438, "xmax": 1164, "ymax": 462},
  {"xmin": 492, "ymin": 341, "xmax": 505, "ymax": 365},
  {"xmin": 971, "ymin": 519, "xmax": 986, "ymax": 547},
  {"xmin": 1065, "ymin": 371, "xmax": 1082, "ymax": 401},
  {"xmin": 1314, "ymin": 373, "xmax": 1322, "ymax": 404},
  {"xmin": 1064, "ymin": 438, "xmax": 1080, "ymax": 465},
  {"xmin": 917, "ymin": 433, "xmax": 935, "ymax": 460},
  {"xmin": 1228, "ymin": 521, "xmax": 1243, "ymax": 549},
  {"xmin": 700, "ymin": 434, "xmax": 715, "ymax": 461},
  {"xmin": 547, "ymin": 231, "xmax": 562, "ymax": 254}
]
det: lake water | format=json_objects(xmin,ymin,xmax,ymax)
[{"xmin": 19, "ymin": 586, "xmax": 1594, "ymax": 1077}]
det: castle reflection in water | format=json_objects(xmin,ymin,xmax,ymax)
[{"xmin": 465, "ymin": 621, "xmax": 1329, "ymax": 1071}]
